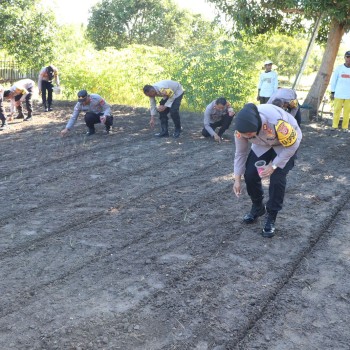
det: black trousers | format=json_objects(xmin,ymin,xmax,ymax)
[
  {"xmin": 244, "ymin": 149, "xmax": 295, "ymax": 214},
  {"xmin": 15, "ymin": 87, "xmax": 33, "ymax": 114},
  {"xmin": 289, "ymin": 106, "xmax": 301, "ymax": 126},
  {"xmin": 202, "ymin": 113, "xmax": 233, "ymax": 137},
  {"xmin": 0, "ymin": 97, "xmax": 6, "ymax": 125},
  {"xmin": 84, "ymin": 112, "xmax": 113, "ymax": 131},
  {"xmin": 159, "ymin": 93, "xmax": 184, "ymax": 130},
  {"xmin": 41, "ymin": 80, "xmax": 53, "ymax": 108}
]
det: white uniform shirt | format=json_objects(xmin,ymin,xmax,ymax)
[
  {"xmin": 66, "ymin": 94, "xmax": 111, "ymax": 130},
  {"xmin": 330, "ymin": 64, "xmax": 350, "ymax": 99},
  {"xmin": 234, "ymin": 104, "xmax": 302, "ymax": 176},
  {"xmin": 258, "ymin": 71, "xmax": 278, "ymax": 98},
  {"xmin": 149, "ymin": 80, "xmax": 184, "ymax": 116}
]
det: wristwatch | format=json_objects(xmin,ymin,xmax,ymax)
[{"xmin": 272, "ymin": 164, "xmax": 278, "ymax": 170}]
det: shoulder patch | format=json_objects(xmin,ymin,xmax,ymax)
[
  {"xmin": 275, "ymin": 119, "xmax": 297, "ymax": 147},
  {"xmin": 159, "ymin": 88, "xmax": 174, "ymax": 99}
]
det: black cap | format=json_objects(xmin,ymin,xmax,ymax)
[
  {"xmin": 234, "ymin": 103, "xmax": 261, "ymax": 133},
  {"xmin": 345, "ymin": 51, "xmax": 350, "ymax": 57},
  {"xmin": 77, "ymin": 89, "xmax": 88, "ymax": 103}
]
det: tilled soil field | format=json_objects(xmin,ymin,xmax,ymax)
[{"xmin": 0, "ymin": 100, "xmax": 349, "ymax": 350}]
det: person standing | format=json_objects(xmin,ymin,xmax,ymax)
[
  {"xmin": 0, "ymin": 85, "xmax": 8, "ymax": 129},
  {"xmin": 267, "ymin": 88, "xmax": 301, "ymax": 126},
  {"xmin": 233, "ymin": 103, "xmax": 302, "ymax": 238},
  {"xmin": 330, "ymin": 50, "xmax": 350, "ymax": 132},
  {"xmin": 143, "ymin": 80, "xmax": 184, "ymax": 138},
  {"xmin": 3, "ymin": 79, "xmax": 35, "ymax": 121},
  {"xmin": 60, "ymin": 90, "xmax": 113, "ymax": 137},
  {"xmin": 257, "ymin": 60, "xmax": 278, "ymax": 104},
  {"xmin": 202, "ymin": 97, "xmax": 235, "ymax": 142},
  {"xmin": 38, "ymin": 65, "xmax": 60, "ymax": 112}
]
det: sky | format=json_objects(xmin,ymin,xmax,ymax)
[{"xmin": 49, "ymin": 0, "xmax": 216, "ymax": 24}]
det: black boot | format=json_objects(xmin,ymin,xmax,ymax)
[
  {"xmin": 243, "ymin": 202, "xmax": 266, "ymax": 224},
  {"xmin": 155, "ymin": 120, "xmax": 169, "ymax": 137},
  {"xmin": 16, "ymin": 111, "xmax": 25, "ymax": 119},
  {"xmin": 24, "ymin": 112, "xmax": 32, "ymax": 121},
  {"xmin": 261, "ymin": 211, "xmax": 277, "ymax": 238},
  {"xmin": 173, "ymin": 127, "xmax": 182, "ymax": 138},
  {"xmin": 105, "ymin": 115, "xmax": 113, "ymax": 134},
  {"xmin": 86, "ymin": 127, "xmax": 95, "ymax": 136}
]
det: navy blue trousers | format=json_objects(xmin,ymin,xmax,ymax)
[{"xmin": 244, "ymin": 149, "xmax": 295, "ymax": 213}]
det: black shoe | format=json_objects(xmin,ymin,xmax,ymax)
[
  {"xmin": 243, "ymin": 204, "xmax": 266, "ymax": 224},
  {"xmin": 24, "ymin": 116, "xmax": 32, "ymax": 121},
  {"xmin": 173, "ymin": 128, "xmax": 182, "ymax": 138},
  {"xmin": 155, "ymin": 130, "xmax": 169, "ymax": 137},
  {"xmin": 48, "ymin": 107, "xmax": 53, "ymax": 111},
  {"xmin": 261, "ymin": 212, "xmax": 277, "ymax": 238},
  {"xmin": 15, "ymin": 113, "xmax": 24, "ymax": 119},
  {"xmin": 86, "ymin": 129, "xmax": 95, "ymax": 136},
  {"xmin": 261, "ymin": 215, "xmax": 276, "ymax": 238},
  {"xmin": 104, "ymin": 127, "xmax": 112, "ymax": 134}
]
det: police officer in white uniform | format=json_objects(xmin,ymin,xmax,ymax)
[
  {"xmin": 267, "ymin": 88, "xmax": 301, "ymax": 126},
  {"xmin": 233, "ymin": 103, "xmax": 302, "ymax": 238},
  {"xmin": 60, "ymin": 90, "xmax": 113, "ymax": 137},
  {"xmin": 143, "ymin": 80, "xmax": 184, "ymax": 138},
  {"xmin": 4, "ymin": 79, "xmax": 35, "ymax": 121}
]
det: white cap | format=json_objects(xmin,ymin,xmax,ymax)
[{"xmin": 264, "ymin": 60, "xmax": 273, "ymax": 65}]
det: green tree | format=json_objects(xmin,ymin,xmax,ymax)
[
  {"xmin": 86, "ymin": 0, "xmax": 196, "ymax": 49},
  {"xmin": 0, "ymin": 0, "xmax": 57, "ymax": 70},
  {"xmin": 171, "ymin": 39, "xmax": 257, "ymax": 111},
  {"xmin": 206, "ymin": 0, "xmax": 350, "ymax": 116}
]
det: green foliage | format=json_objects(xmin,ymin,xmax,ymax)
[
  {"xmin": 170, "ymin": 40, "xmax": 257, "ymax": 111},
  {"xmin": 58, "ymin": 45, "xmax": 173, "ymax": 107},
  {"xmin": 0, "ymin": 1, "xmax": 57, "ymax": 70},
  {"xmin": 253, "ymin": 34, "xmax": 322, "ymax": 80},
  {"xmin": 86, "ymin": 0, "xmax": 193, "ymax": 50},
  {"xmin": 207, "ymin": 0, "xmax": 350, "ymax": 42}
]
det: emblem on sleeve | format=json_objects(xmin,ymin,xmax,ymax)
[
  {"xmin": 159, "ymin": 88, "xmax": 174, "ymax": 98},
  {"xmin": 275, "ymin": 119, "xmax": 297, "ymax": 147}
]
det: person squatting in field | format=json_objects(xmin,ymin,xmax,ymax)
[
  {"xmin": 143, "ymin": 80, "xmax": 184, "ymax": 138},
  {"xmin": 60, "ymin": 90, "xmax": 113, "ymax": 137},
  {"xmin": 267, "ymin": 88, "xmax": 301, "ymax": 126},
  {"xmin": 202, "ymin": 97, "xmax": 236, "ymax": 143},
  {"xmin": 3, "ymin": 79, "xmax": 35, "ymax": 121},
  {"xmin": 232, "ymin": 103, "xmax": 302, "ymax": 238},
  {"xmin": 38, "ymin": 64, "xmax": 60, "ymax": 112}
]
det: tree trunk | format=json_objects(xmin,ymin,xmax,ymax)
[{"xmin": 303, "ymin": 20, "xmax": 345, "ymax": 119}]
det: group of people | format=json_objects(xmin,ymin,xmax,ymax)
[
  {"xmin": 0, "ymin": 65, "xmax": 59, "ymax": 128},
  {"xmin": 4, "ymin": 53, "xmax": 349, "ymax": 239},
  {"xmin": 56, "ymin": 71, "xmax": 302, "ymax": 239}
]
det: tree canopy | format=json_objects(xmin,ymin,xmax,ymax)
[
  {"xmin": 207, "ymin": 0, "xmax": 350, "ymax": 40},
  {"xmin": 86, "ymin": 0, "xmax": 211, "ymax": 50},
  {"xmin": 207, "ymin": 0, "xmax": 350, "ymax": 115},
  {"xmin": 0, "ymin": 0, "xmax": 57, "ymax": 70}
]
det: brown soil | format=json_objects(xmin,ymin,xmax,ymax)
[{"xmin": 0, "ymin": 100, "xmax": 349, "ymax": 350}]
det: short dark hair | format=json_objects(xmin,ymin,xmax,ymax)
[
  {"xmin": 3, "ymin": 90, "xmax": 11, "ymax": 98},
  {"xmin": 272, "ymin": 98, "xmax": 284, "ymax": 108},
  {"xmin": 215, "ymin": 97, "xmax": 227, "ymax": 106},
  {"xmin": 143, "ymin": 85, "xmax": 154, "ymax": 94}
]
